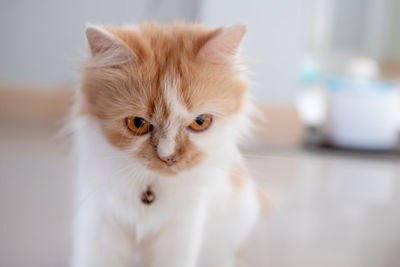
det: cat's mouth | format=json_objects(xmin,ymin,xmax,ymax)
[
  {"xmin": 146, "ymin": 159, "xmax": 181, "ymax": 176},
  {"xmin": 136, "ymin": 138, "xmax": 205, "ymax": 176},
  {"xmin": 142, "ymin": 152, "xmax": 205, "ymax": 176}
]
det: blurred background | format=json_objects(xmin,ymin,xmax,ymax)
[{"xmin": 1, "ymin": 0, "xmax": 400, "ymax": 266}]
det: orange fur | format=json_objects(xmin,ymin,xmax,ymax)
[
  {"xmin": 235, "ymin": 241, "xmax": 249, "ymax": 259},
  {"xmin": 257, "ymin": 186, "xmax": 272, "ymax": 216},
  {"xmin": 79, "ymin": 23, "xmax": 249, "ymax": 174},
  {"xmin": 230, "ymin": 164, "xmax": 248, "ymax": 190}
]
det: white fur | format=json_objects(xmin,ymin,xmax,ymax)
[
  {"xmin": 73, "ymin": 119, "xmax": 260, "ymax": 266},
  {"xmin": 72, "ymin": 42, "xmax": 260, "ymax": 267},
  {"xmin": 71, "ymin": 115, "xmax": 260, "ymax": 267},
  {"xmin": 156, "ymin": 136, "xmax": 175, "ymax": 158},
  {"xmin": 156, "ymin": 77, "xmax": 188, "ymax": 158}
]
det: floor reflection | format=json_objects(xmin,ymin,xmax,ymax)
[
  {"xmin": 245, "ymin": 146, "xmax": 400, "ymax": 267},
  {"xmin": 1, "ymin": 127, "xmax": 400, "ymax": 267}
]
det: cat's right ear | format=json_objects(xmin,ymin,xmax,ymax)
[
  {"xmin": 85, "ymin": 24, "xmax": 132, "ymax": 65},
  {"xmin": 197, "ymin": 24, "xmax": 247, "ymax": 64}
]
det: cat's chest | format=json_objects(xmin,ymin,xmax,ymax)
[{"xmin": 107, "ymin": 169, "xmax": 218, "ymax": 234}]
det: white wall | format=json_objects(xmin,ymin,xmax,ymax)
[
  {"xmin": 0, "ymin": 0, "xmax": 137, "ymax": 84},
  {"xmin": 200, "ymin": 0, "xmax": 308, "ymax": 103},
  {"xmin": 384, "ymin": 0, "xmax": 400, "ymax": 60},
  {"xmin": 0, "ymin": 0, "xmax": 306, "ymax": 103},
  {"xmin": 0, "ymin": 0, "xmax": 196, "ymax": 85},
  {"xmin": 1, "ymin": 0, "xmax": 399, "ymax": 102}
]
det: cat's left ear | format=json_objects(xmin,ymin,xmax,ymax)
[
  {"xmin": 85, "ymin": 24, "xmax": 132, "ymax": 65},
  {"xmin": 197, "ymin": 24, "xmax": 246, "ymax": 63}
]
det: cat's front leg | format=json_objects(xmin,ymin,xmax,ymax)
[
  {"xmin": 71, "ymin": 202, "xmax": 137, "ymax": 267},
  {"xmin": 140, "ymin": 206, "xmax": 205, "ymax": 267}
]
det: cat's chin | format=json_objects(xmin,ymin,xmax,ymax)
[
  {"xmin": 146, "ymin": 163, "xmax": 189, "ymax": 177},
  {"xmin": 151, "ymin": 163, "xmax": 178, "ymax": 176}
]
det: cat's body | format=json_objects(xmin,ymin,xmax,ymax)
[{"xmin": 71, "ymin": 23, "xmax": 264, "ymax": 267}]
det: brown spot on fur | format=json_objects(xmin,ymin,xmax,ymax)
[
  {"xmin": 257, "ymin": 186, "xmax": 271, "ymax": 216},
  {"xmin": 235, "ymin": 241, "xmax": 249, "ymax": 259},
  {"xmin": 230, "ymin": 164, "xmax": 248, "ymax": 190}
]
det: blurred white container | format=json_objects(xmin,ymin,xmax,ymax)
[
  {"xmin": 345, "ymin": 57, "xmax": 380, "ymax": 81},
  {"xmin": 326, "ymin": 79, "xmax": 400, "ymax": 150},
  {"xmin": 296, "ymin": 57, "xmax": 326, "ymax": 128}
]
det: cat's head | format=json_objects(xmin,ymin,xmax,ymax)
[{"xmin": 79, "ymin": 23, "xmax": 251, "ymax": 175}]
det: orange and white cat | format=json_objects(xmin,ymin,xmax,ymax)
[{"xmin": 71, "ymin": 23, "xmax": 264, "ymax": 267}]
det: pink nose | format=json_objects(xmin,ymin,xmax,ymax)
[{"xmin": 160, "ymin": 155, "xmax": 177, "ymax": 166}]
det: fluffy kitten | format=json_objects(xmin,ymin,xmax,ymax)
[{"xmin": 71, "ymin": 23, "xmax": 266, "ymax": 267}]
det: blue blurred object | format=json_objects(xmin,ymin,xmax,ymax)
[
  {"xmin": 326, "ymin": 78, "xmax": 398, "ymax": 93},
  {"xmin": 299, "ymin": 59, "xmax": 322, "ymax": 85}
]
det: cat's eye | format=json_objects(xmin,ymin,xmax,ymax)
[
  {"xmin": 125, "ymin": 116, "xmax": 152, "ymax": 135},
  {"xmin": 189, "ymin": 114, "xmax": 212, "ymax": 132}
]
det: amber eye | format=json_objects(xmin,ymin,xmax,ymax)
[
  {"xmin": 125, "ymin": 116, "xmax": 152, "ymax": 135},
  {"xmin": 189, "ymin": 114, "xmax": 212, "ymax": 132}
]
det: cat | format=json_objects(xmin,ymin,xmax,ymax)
[{"xmin": 71, "ymin": 22, "xmax": 267, "ymax": 267}]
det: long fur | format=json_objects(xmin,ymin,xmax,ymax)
[{"xmin": 71, "ymin": 22, "xmax": 264, "ymax": 267}]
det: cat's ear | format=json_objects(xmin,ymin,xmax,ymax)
[
  {"xmin": 85, "ymin": 24, "xmax": 132, "ymax": 65},
  {"xmin": 197, "ymin": 24, "xmax": 246, "ymax": 63}
]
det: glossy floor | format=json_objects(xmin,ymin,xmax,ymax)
[{"xmin": 1, "ymin": 126, "xmax": 399, "ymax": 267}]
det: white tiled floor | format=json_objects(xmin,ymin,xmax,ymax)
[
  {"xmin": 244, "ymin": 146, "xmax": 400, "ymax": 267},
  {"xmin": 1, "ymin": 126, "xmax": 400, "ymax": 267}
]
